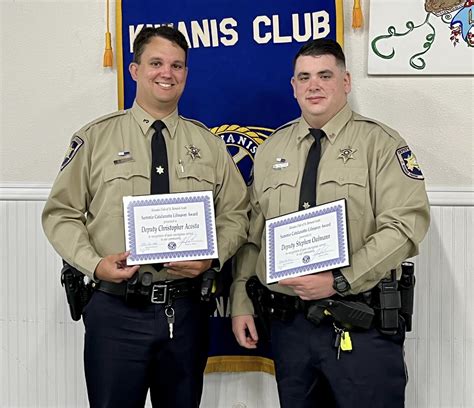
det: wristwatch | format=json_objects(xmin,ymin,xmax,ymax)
[{"xmin": 332, "ymin": 269, "xmax": 350, "ymax": 295}]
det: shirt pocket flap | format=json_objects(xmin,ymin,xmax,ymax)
[
  {"xmin": 319, "ymin": 168, "xmax": 368, "ymax": 187},
  {"xmin": 103, "ymin": 162, "xmax": 149, "ymax": 182},
  {"xmin": 175, "ymin": 163, "xmax": 215, "ymax": 184},
  {"xmin": 262, "ymin": 169, "xmax": 299, "ymax": 192}
]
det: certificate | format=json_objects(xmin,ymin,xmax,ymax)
[
  {"xmin": 265, "ymin": 199, "xmax": 349, "ymax": 283},
  {"xmin": 123, "ymin": 191, "xmax": 218, "ymax": 265}
]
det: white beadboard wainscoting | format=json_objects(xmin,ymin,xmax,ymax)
[{"xmin": 1, "ymin": 185, "xmax": 473, "ymax": 408}]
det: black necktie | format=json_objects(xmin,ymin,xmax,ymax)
[
  {"xmin": 299, "ymin": 129, "xmax": 325, "ymax": 210},
  {"xmin": 150, "ymin": 120, "xmax": 169, "ymax": 195}
]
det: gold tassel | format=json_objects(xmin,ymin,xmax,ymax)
[
  {"xmin": 103, "ymin": 0, "xmax": 113, "ymax": 67},
  {"xmin": 103, "ymin": 32, "xmax": 113, "ymax": 67},
  {"xmin": 352, "ymin": 0, "xmax": 363, "ymax": 29}
]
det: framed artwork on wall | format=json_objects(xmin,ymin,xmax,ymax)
[{"xmin": 368, "ymin": 0, "xmax": 473, "ymax": 75}]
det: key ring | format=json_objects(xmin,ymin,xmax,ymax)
[{"xmin": 165, "ymin": 306, "xmax": 174, "ymax": 318}]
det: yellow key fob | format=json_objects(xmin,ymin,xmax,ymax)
[{"xmin": 340, "ymin": 331, "xmax": 353, "ymax": 352}]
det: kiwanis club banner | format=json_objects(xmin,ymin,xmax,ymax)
[{"xmin": 116, "ymin": 0, "xmax": 343, "ymax": 373}]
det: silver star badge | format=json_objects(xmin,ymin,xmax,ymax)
[
  {"xmin": 337, "ymin": 146, "xmax": 357, "ymax": 164},
  {"xmin": 156, "ymin": 166, "xmax": 165, "ymax": 175},
  {"xmin": 303, "ymin": 202, "xmax": 311, "ymax": 209},
  {"xmin": 185, "ymin": 145, "xmax": 201, "ymax": 160}
]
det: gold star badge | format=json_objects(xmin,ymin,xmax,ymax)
[
  {"xmin": 337, "ymin": 147, "xmax": 357, "ymax": 164},
  {"xmin": 185, "ymin": 145, "xmax": 201, "ymax": 160},
  {"xmin": 406, "ymin": 154, "xmax": 420, "ymax": 171},
  {"xmin": 156, "ymin": 166, "xmax": 165, "ymax": 175},
  {"xmin": 303, "ymin": 202, "xmax": 311, "ymax": 209}
]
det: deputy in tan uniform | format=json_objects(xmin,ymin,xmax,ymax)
[
  {"xmin": 231, "ymin": 39, "xmax": 430, "ymax": 407},
  {"xmin": 42, "ymin": 26, "xmax": 249, "ymax": 408}
]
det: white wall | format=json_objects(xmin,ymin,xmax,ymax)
[
  {"xmin": 0, "ymin": 0, "xmax": 473, "ymax": 187},
  {"xmin": 0, "ymin": 0, "xmax": 117, "ymax": 183}
]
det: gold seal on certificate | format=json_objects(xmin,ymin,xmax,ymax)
[
  {"xmin": 265, "ymin": 199, "xmax": 350, "ymax": 283},
  {"xmin": 123, "ymin": 191, "xmax": 218, "ymax": 265}
]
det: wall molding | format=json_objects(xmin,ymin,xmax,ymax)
[
  {"xmin": 1, "ymin": 182, "xmax": 472, "ymax": 206},
  {"xmin": 0, "ymin": 182, "xmax": 52, "ymax": 201},
  {"xmin": 426, "ymin": 187, "xmax": 474, "ymax": 206}
]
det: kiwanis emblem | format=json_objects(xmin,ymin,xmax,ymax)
[{"xmin": 210, "ymin": 124, "xmax": 273, "ymax": 185}]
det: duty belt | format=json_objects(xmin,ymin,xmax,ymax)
[
  {"xmin": 266, "ymin": 291, "xmax": 306, "ymax": 321},
  {"xmin": 94, "ymin": 278, "xmax": 201, "ymax": 305},
  {"xmin": 264, "ymin": 288, "xmax": 374, "ymax": 329},
  {"xmin": 266, "ymin": 291, "xmax": 366, "ymax": 314}
]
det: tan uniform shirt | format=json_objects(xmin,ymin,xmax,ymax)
[
  {"xmin": 42, "ymin": 102, "xmax": 249, "ymax": 280},
  {"xmin": 231, "ymin": 104, "xmax": 430, "ymax": 316}
]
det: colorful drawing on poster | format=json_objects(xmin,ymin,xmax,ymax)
[{"xmin": 368, "ymin": 0, "xmax": 473, "ymax": 74}]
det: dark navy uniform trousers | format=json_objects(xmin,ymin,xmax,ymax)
[
  {"xmin": 271, "ymin": 312, "xmax": 407, "ymax": 408},
  {"xmin": 82, "ymin": 291, "xmax": 209, "ymax": 408}
]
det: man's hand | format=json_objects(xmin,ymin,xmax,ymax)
[
  {"xmin": 94, "ymin": 251, "xmax": 140, "ymax": 283},
  {"xmin": 232, "ymin": 315, "xmax": 259, "ymax": 349},
  {"xmin": 279, "ymin": 271, "xmax": 336, "ymax": 300},
  {"xmin": 164, "ymin": 259, "xmax": 213, "ymax": 278}
]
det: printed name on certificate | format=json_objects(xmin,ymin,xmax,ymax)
[
  {"xmin": 123, "ymin": 191, "xmax": 218, "ymax": 265},
  {"xmin": 265, "ymin": 199, "xmax": 349, "ymax": 283}
]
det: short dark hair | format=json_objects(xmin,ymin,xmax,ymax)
[
  {"xmin": 293, "ymin": 38, "xmax": 346, "ymax": 69},
  {"xmin": 132, "ymin": 26, "xmax": 189, "ymax": 65}
]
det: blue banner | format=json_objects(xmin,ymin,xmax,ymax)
[{"xmin": 117, "ymin": 0, "xmax": 343, "ymax": 373}]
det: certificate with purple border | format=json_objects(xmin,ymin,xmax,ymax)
[
  {"xmin": 265, "ymin": 199, "xmax": 349, "ymax": 283},
  {"xmin": 123, "ymin": 191, "xmax": 218, "ymax": 265}
]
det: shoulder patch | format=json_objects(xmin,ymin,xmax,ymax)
[
  {"xmin": 60, "ymin": 136, "xmax": 84, "ymax": 171},
  {"xmin": 396, "ymin": 146, "xmax": 424, "ymax": 180}
]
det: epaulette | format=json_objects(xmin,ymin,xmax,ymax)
[
  {"xmin": 257, "ymin": 119, "xmax": 298, "ymax": 153},
  {"xmin": 270, "ymin": 118, "xmax": 299, "ymax": 137},
  {"xmin": 353, "ymin": 113, "xmax": 400, "ymax": 140},
  {"xmin": 80, "ymin": 110, "xmax": 127, "ymax": 132},
  {"xmin": 180, "ymin": 116, "xmax": 211, "ymax": 132}
]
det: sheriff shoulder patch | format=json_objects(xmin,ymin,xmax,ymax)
[
  {"xmin": 60, "ymin": 136, "xmax": 84, "ymax": 171},
  {"xmin": 396, "ymin": 146, "xmax": 424, "ymax": 180}
]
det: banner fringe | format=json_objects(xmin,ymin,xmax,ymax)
[{"xmin": 205, "ymin": 356, "xmax": 275, "ymax": 375}]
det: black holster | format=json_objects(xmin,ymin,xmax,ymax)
[
  {"xmin": 373, "ymin": 270, "xmax": 401, "ymax": 335},
  {"xmin": 399, "ymin": 262, "xmax": 415, "ymax": 331},
  {"xmin": 305, "ymin": 298, "xmax": 375, "ymax": 330},
  {"xmin": 60, "ymin": 262, "xmax": 92, "ymax": 321},
  {"xmin": 372, "ymin": 263, "xmax": 416, "ymax": 334}
]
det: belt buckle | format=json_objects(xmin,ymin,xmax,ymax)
[{"xmin": 151, "ymin": 284, "xmax": 168, "ymax": 304}]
